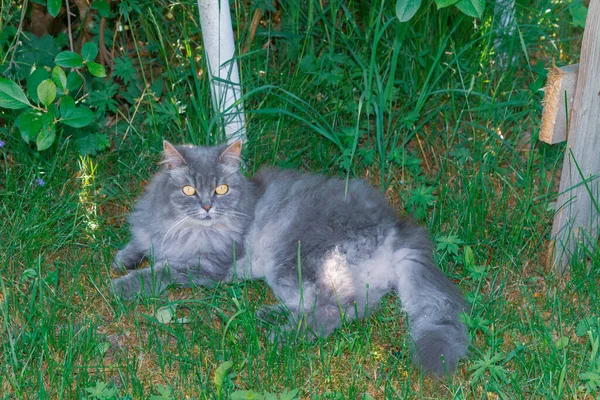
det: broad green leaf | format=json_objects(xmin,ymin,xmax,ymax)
[
  {"xmin": 149, "ymin": 384, "xmax": 173, "ymax": 400},
  {"xmin": 61, "ymin": 107, "xmax": 94, "ymax": 128},
  {"xmin": 37, "ymin": 79, "xmax": 57, "ymax": 107},
  {"xmin": 155, "ymin": 305, "xmax": 175, "ymax": 324},
  {"xmin": 0, "ymin": 78, "xmax": 31, "ymax": 109},
  {"xmin": 435, "ymin": 0, "xmax": 460, "ymax": 8},
  {"xmin": 455, "ymin": 0, "xmax": 484, "ymax": 18},
  {"xmin": 395, "ymin": 0, "xmax": 422, "ymax": 22},
  {"xmin": 16, "ymin": 109, "xmax": 45, "ymax": 143},
  {"xmin": 66, "ymin": 71, "xmax": 84, "ymax": 93},
  {"xmin": 54, "ymin": 51, "xmax": 84, "ymax": 68},
  {"xmin": 75, "ymin": 133, "xmax": 110, "ymax": 155},
  {"xmin": 214, "ymin": 361, "xmax": 233, "ymax": 394},
  {"xmin": 52, "ymin": 66, "xmax": 67, "ymax": 91},
  {"xmin": 27, "ymin": 68, "xmax": 49, "ymax": 104},
  {"xmin": 81, "ymin": 42, "xmax": 98, "ymax": 62},
  {"xmin": 576, "ymin": 317, "xmax": 598, "ymax": 337},
  {"xmin": 279, "ymin": 389, "xmax": 300, "ymax": 400},
  {"xmin": 36, "ymin": 121, "xmax": 56, "ymax": 151},
  {"xmin": 93, "ymin": 0, "xmax": 111, "ymax": 17},
  {"xmin": 47, "ymin": 0, "xmax": 62, "ymax": 17},
  {"xmin": 47, "ymin": 103, "xmax": 60, "ymax": 119},
  {"xmin": 86, "ymin": 61, "xmax": 107, "ymax": 77},
  {"xmin": 570, "ymin": 2, "xmax": 588, "ymax": 28},
  {"xmin": 60, "ymin": 95, "xmax": 76, "ymax": 115},
  {"xmin": 151, "ymin": 76, "xmax": 164, "ymax": 98},
  {"xmin": 231, "ymin": 391, "xmax": 265, "ymax": 400},
  {"xmin": 555, "ymin": 336, "xmax": 570, "ymax": 350}
]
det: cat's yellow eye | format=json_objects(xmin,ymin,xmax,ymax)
[
  {"xmin": 182, "ymin": 185, "xmax": 196, "ymax": 196},
  {"xmin": 215, "ymin": 184, "xmax": 229, "ymax": 195}
]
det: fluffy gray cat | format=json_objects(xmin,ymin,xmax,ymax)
[{"xmin": 112, "ymin": 140, "xmax": 469, "ymax": 375}]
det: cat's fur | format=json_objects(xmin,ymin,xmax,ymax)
[{"xmin": 112, "ymin": 141, "xmax": 469, "ymax": 375}]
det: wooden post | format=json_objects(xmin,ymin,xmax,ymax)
[
  {"xmin": 539, "ymin": 64, "xmax": 579, "ymax": 144},
  {"xmin": 549, "ymin": 0, "xmax": 600, "ymax": 272}
]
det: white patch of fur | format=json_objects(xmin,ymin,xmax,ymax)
[{"xmin": 321, "ymin": 247, "xmax": 354, "ymax": 298}]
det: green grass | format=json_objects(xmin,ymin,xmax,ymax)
[{"xmin": 1, "ymin": 0, "xmax": 599, "ymax": 398}]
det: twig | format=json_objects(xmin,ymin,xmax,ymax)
[
  {"xmin": 72, "ymin": 0, "xmax": 93, "ymax": 47},
  {"xmin": 65, "ymin": 0, "xmax": 74, "ymax": 51},
  {"xmin": 242, "ymin": 8, "xmax": 262, "ymax": 55},
  {"xmin": 99, "ymin": 16, "xmax": 114, "ymax": 68},
  {"xmin": 8, "ymin": 0, "xmax": 28, "ymax": 70}
]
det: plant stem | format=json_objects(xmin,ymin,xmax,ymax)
[{"xmin": 65, "ymin": 0, "xmax": 74, "ymax": 51}]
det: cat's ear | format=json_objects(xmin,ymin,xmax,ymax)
[
  {"xmin": 219, "ymin": 140, "xmax": 242, "ymax": 165},
  {"xmin": 162, "ymin": 140, "xmax": 186, "ymax": 169}
]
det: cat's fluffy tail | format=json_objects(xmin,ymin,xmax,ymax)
[{"xmin": 393, "ymin": 229, "xmax": 469, "ymax": 375}]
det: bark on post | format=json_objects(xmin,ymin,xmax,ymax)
[
  {"xmin": 550, "ymin": 0, "xmax": 600, "ymax": 272},
  {"xmin": 197, "ymin": 0, "xmax": 246, "ymax": 143}
]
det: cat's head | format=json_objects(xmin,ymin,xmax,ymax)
[{"xmin": 158, "ymin": 140, "xmax": 252, "ymax": 228}]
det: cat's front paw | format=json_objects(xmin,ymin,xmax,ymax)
[
  {"xmin": 112, "ymin": 252, "xmax": 128, "ymax": 273},
  {"xmin": 256, "ymin": 304, "xmax": 289, "ymax": 325},
  {"xmin": 111, "ymin": 275, "xmax": 139, "ymax": 300}
]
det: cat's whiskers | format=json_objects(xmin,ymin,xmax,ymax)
[
  {"xmin": 225, "ymin": 210, "xmax": 251, "ymax": 221},
  {"xmin": 161, "ymin": 216, "xmax": 192, "ymax": 251}
]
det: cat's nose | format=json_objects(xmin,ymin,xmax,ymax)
[{"xmin": 202, "ymin": 205, "xmax": 212, "ymax": 211}]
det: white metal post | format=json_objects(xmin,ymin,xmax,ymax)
[{"xmin": 197, "ymin": 0, "xmax": 246, "ymax": 143}]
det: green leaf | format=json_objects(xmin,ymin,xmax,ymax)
[
  {"xmin": 0, "ymin": 78, "xmax": 31, "ymax": 109},
  {"xmin": 81, "ymin": 42, "xmax": 98, "ymax": 62},
  {"xmin": 395, "ymin": 0, "xmax": 422, "ymax": 22},
  {"xmin": 93, "ymin": 0, "xmax": 111, "ymax": 18},
  {"xmin": 149, "ymin": 384, "xmax": 174, "ymax": 400},
  {"xmin": 576, "ymin": 317, "xmax": 599, "ymax": 337},
  {"xmin": 279, "ymin": 389, "xmax": 300, "ymax": 400},
  {"xmin": 570, "ymin": 2, "xmax": 588, "ymax": 28},
  {"xmin": 455, "ymin": 0, "xmax": 484, "ymax": 18},
  {"xmin": 47, "ymin": 103, "xmax": 60, "ymax": 119},
  {"xmin": 214, "ymin": 361, "xmax": 233, "ymax": 395},
  {"xmin": 52, "ymin": 66, "xmax": 67, "ymax": 91},
  {"xmin": 66, "ymin": 71, "xmax": 84, "ymax": 93},
  {"xmin": 435, "ymin": 0, "xmax": 460, "ymax": 8},
  {"xmin": 74, "ymin": 133, "xmax": 110, "ymax": 156},
  {"xmin": 150, "ymin": 76, "xmax": 163, "ymax": 98},
  {"xmin": 464, "ymin": 245, "xmax": 474, "ymax": 269},
  {"xmin": 155, "ymin": 305, "xmax": 175, "ymax": 324},
  {"xmin": 36, "ymin": 121, "xmax": 56, "ymax": 151},
  {"xmin": 436, "ymin": 234, "xmax": 464, "ymax": 256},
  {"xmin": 231, "ymin": 391, "xmax": 265, "ymax": 400},
  {"xmin": 555, "ymin": 336, "xmax": 570, "ymax": 350},
  {"xmin": 37, "ymin": 79, "xmax": 57, "ymax": 107},
  {"xmin": 113, "ymin": 56, "xmax": 137, "ymax": 84},
  {"xmin": 84, "ymin": 381, "xmax": 117, "ymax": 398},
  {"xmin": 16, "ymin": 110, "xmax": 46, "ymax": 143},
  {"xmin": 54, "ymin": 51, "xmax": 84, "ymax": 68},
  {"xmin": 87, "ymin": 61, "xmax": 107, "ymax": 77},
  {"xmin": 61, "ymin": 107, "xmax": 94, "ymax": 128},
  {"xmin": 27, "ymin": 68, "xmax": 49, "ymax": 104},
  {"xmin": 47, "ymin": 0, "xmax": 62, "ymax": 17},
  {"xmin": 60, "ymin": 95, "xmax": 75, "ymax": 115}
]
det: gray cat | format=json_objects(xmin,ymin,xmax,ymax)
[{"xmin": 112, "ymin": 141, "xmax": 469, "ymax": 375}]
